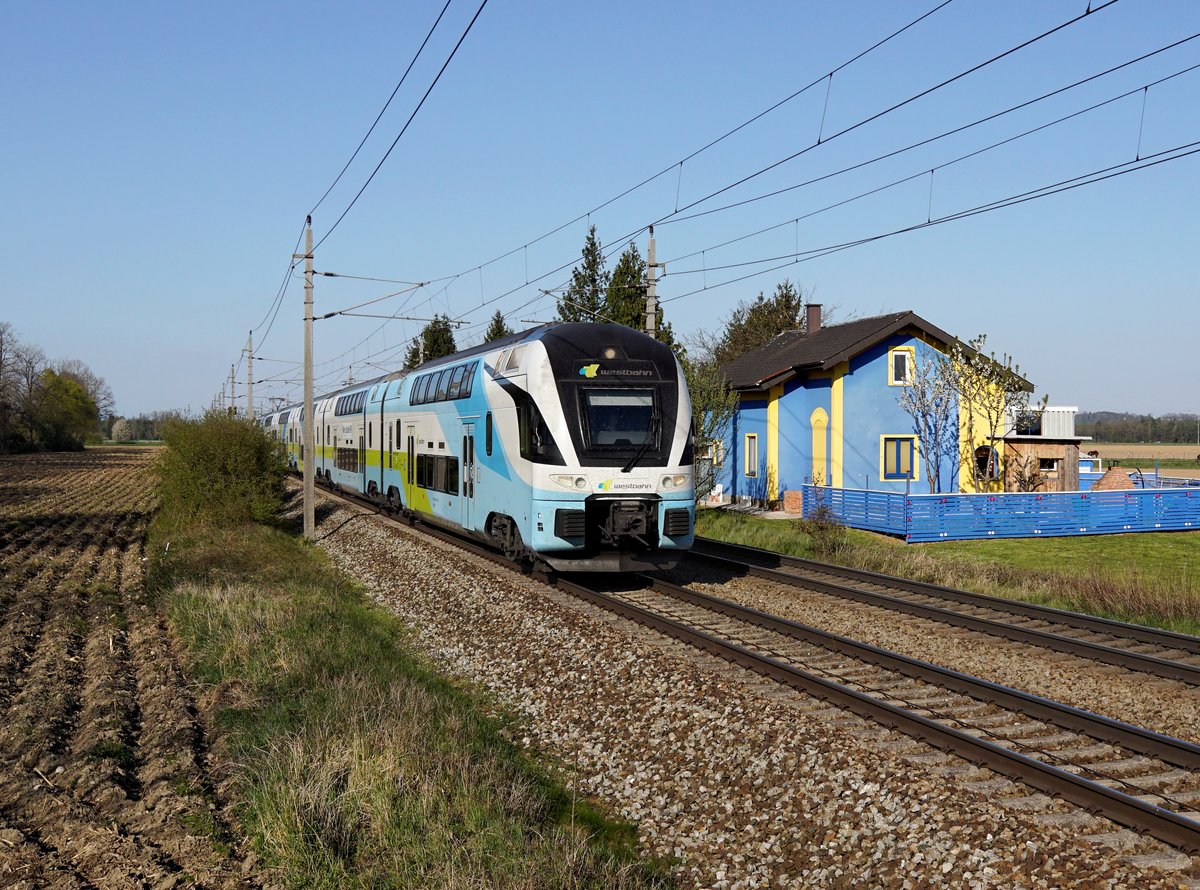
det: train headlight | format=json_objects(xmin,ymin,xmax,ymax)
[
  {"xmin": 661, "ymin": 474, "xmax": 688, "ymax": 489},
  {"xmin": 552, "ymin": 475, "xmax": 588, "ymax": 491}
]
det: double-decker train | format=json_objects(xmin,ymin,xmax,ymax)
[{"xmin": 264, "ymin": 322, "xmax": 695, "ymax": 571}]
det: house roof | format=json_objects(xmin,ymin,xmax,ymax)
[{"xmin": 722, "ymin": 310, "xmax": 960, "ymax": 391}]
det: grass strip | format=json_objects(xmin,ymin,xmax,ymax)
[
  {"xmin": 696, "ymin": 508, "xmax": 1200, "ymax": 637},
  {"xmin": 149, "ymin": 480, "xmax": 668, "ymax": 885}
]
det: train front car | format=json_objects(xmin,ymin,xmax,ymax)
[{"xmin": 492, "ymin": 322, "xmax": 695, "ymax": 572}]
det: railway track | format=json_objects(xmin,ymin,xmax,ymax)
[
  {"xmin": 690, "ymin": 535, "xmax": 1200, "ymax": 685},
  {"xmin": 322, "ymin": 486, "xmax": 1200, "ymax": 858}
]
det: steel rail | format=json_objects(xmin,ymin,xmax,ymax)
[
  {"xmin": 694, "ymin": 535, "xmax": 1200, "ymax": 655},
  {"xmin": 636, "ymin": 574, "xmax": 1200, "ymax": 771},
  {"xmin": 555, "ymin": 577, "xmax": 1200, "ymax": 853},
  {"xmin": 686, "ymin": 545, "xmax": 1200, "ymax": 685},
  {"xmin": 313, "ymin": 485, "xmax": 1200, "ymax": 852}
]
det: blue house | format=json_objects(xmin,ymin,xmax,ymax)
[{"xmin": 716, "ymin": 307, "xmax": 971, "ymax": 508}]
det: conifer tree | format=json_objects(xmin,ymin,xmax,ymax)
[
  {"xmin": 402, "ymin": 314, "xmax": 458, "ymax": 369},
  {"xmin": 556, "ymin": 225, "xmax": 609, "ymax": 322},
  {"xmin": 483, "ymin": 310, "xmax": 514, "ymax": 343},
  {"xmin": 713, "ymin": 280, "xmax": 808, "ymax": 367}
]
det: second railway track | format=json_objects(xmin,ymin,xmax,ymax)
[{"xmin": 689, "ymin": 535, "xmax": 1200, "ymax": 685}]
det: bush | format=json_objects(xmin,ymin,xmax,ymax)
[
  {"xmin": 795, "ymin": 505, "xmax": 849, "ymax": 561},
  {"xmin": 158, "ymin": 411, "xmax": 286, "ymax": 526}
]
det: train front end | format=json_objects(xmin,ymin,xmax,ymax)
[{"xmin": 525, "ymin": 323, "xmax": 695, "ymax": 572}]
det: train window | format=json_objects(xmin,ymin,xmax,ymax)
[
  {"xmin": 485, "ymin": 411, "xmax": 493, "ymax": 456},
  {"xmin": 581, "ymin": 389, "xmax": 656, "ymax": 449},
  {"xmin": 504, "ymin": 346, "xmax": 525, "ymax": 372},
  {"xmin": 368, "ymin": 423, "xmax": 372, "ymax": 448},
  {"xmin": 434, "ymin": 370, "xmax": 451, "ymax": 401},
  {"xmin": 459, "ymin": 362, "xmax": 477, "ymax": 399},
  {"xmin": 447, "ymin": 366, "xmax": 465, "ymax": 399},
  {"xmin": 516, "ymin": 396, "xmax": 564, "ymax": 464},
  {"xmin": 443, "ymin": 456, "xmax": 458, "ymax": 494}
]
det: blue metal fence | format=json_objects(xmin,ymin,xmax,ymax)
[{"xmin": 802, "ymin": 485, "xmax": 1200, "ymax": 543}]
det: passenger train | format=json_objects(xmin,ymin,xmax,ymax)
[{"xmin": 264, "ymin": 323, "xmax": 695, "ymax": 571}]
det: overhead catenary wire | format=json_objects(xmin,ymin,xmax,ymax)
[
  {"xmin": 314, "ymin": 0, "xmax": 491, "ymax": 252},
  {"xmin": 661, "ymin": 58, "xmax": 1200, "ymax": 269},
  {"xmin": 449, "ymin": 1, "xmax": 1126, "ymax": 332},
  {"xmin": 656, "ymin": 30, "xmax": 1200, "ymax": 236},
  {"xmin": 657, "ymin": 139, "xmax": 1200, "ymax": 305},
  {"xmin": 308, "ymin": 0, "xmax": 455, "ymax": 217}
]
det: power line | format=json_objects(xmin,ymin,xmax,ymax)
[
  {"xmin": 309, "ymin": 0, "xmax": 455, "ymax": 216},
  {"xmin": 658, "ymin": 139, "xmax": 1200, "ymax": 305},
  {"xmin": 425, "ymin": 0, "xmax": 960, "ymax": 302},
  {"xmin": 654, "ymin": 0, "xmax": 1123, "ymax": 225},
  {"xmin": 662, "ymin": 58, "xmax": 1200, "ymax": 269},
  {"xmin": 314, "ymin": 0, "xmax": 490, "ymax": 251}
]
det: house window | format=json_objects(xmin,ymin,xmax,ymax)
[
  {"xmin": 888, "ymin": 347, "xmax": 915, "ymax": 386},
  {"xmin": 1039, "ymin": 457, "xmax": 1058, "ymax": 473},
  {"xmin": 744, "ymin": 434, "xmax": 758, "ymax": 477},
  {"xmin": 974, "ymin": 446, "xmax": 1000, "ymax": 480},
  {"xmin": 882, "ymin": 436, "xmax": 918, "ymax": 480}
]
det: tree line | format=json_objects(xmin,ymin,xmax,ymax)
[
  {"xmin": 0, "ymin": 322, "xmax": 113, "ymax": 453},
  {"xmin": 1075, "ymin": 412, "xmax": 1200, "ymax": 444}
]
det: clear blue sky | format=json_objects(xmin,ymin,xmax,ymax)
[{"xmin": 2, "ymin": 1, "xmax": 1197, "ymax": 417}]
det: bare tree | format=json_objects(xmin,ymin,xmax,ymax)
[
  {"xmin": 682, "ymin": 329, "xmax": 739, "ymax": 500},
  {"xmin": 896, "ymin": 344, "xmax": 958, "ymax": 493},
  {"xmin": 948, "ymin": 335, "xmax": 1036, "ymax": 493}
]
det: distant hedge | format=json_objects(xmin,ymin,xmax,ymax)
[{"xmin": 158, "ymin": 411, "xmax": 286, "ymax": 526}]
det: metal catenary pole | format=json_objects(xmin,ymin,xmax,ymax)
[
  {"xmin": 229, "ymin": 365, "xmax": 236, "ymax": 415},
  {"xmin": 644, "ymin": 225, "xmax": 658, "ymax": 337},
  {"xmin": 245, "ymin": 330, "xmax": 253, "ymax": 421},
  {"xmin": 297, "ymin": 216, "xmax": 316, "ymax": 540}
]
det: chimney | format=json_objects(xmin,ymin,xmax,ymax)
[{"xmin": 805, "ymin": 303, "xmax": 822, "ymax": 334}]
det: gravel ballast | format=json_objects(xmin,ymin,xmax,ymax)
[{"xmin": 311, "ymin": 492, "xmax": 1198, "ymax": 888}]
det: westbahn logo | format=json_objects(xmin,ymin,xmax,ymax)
[
  {"xmin": 596, "ymin": 479, "xmax": 612, "ymax": 490},
  {"xmin": 577, "ymin": 362, "xmax": 652, "ymax": 378}
]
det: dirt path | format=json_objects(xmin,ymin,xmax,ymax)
[{"xmin": 0, "ymin": 449, "xmax": 256, "ymax": 890}]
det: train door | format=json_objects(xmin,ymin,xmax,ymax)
[
  {"xmin": 461, "ymin": 423, "xmax": 476, "ymax": 531},
  {"xmin": 406, "ymin": 424, "xmax": 416, "ymax": 505},
  {"xmin": 359, "ymin": 434, "xmax": 366, "ymax": 492}
]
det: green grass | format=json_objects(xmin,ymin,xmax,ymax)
[
  {"xmin": 150, "ymin": 517, "xmax": 669, "ymax": 889},
  {"xmin": 1105, "ymin": 457, "xmax": 1200, "ymax": 470},
  {"xmin": 695, "ymin": 508, "xmax": 1200, "ymax": 636}
]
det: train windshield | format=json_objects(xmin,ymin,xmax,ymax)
[{"xmin": 581, "ymin": 389, "xmax": 656, "ymax": 448}]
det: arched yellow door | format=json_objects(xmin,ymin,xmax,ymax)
[{"xmin": 810, "ymin": 407, "xmax": 828, "ymax": 486}]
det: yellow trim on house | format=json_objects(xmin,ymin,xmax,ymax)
[
  {"xmin": 767, "ymin": 384, "xmax": 783, "ymax": 500},
  {"xmin": 830, "ymin": 362, "xmax": 846, "ymax": 488},
  {"xmin": 810, "ymin": 407, "xmax": 828, "ymax": 486},
  {"xmin": 879, "ymin": 434, "xmax": 921, "ymax": 483},
  {"xmin": 887, "ymin": 345, "xmax": 916, "ymax": 386}
]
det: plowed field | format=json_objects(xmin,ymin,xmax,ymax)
[{"xmin": 0, "ymin": 449, "xmax": 254, "ymax": 889}]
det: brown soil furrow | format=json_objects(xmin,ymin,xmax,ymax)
[
  {"xmin": 120, "ymin": 606, "xmax": 247, "ymax": 884},
  {"xmin": 0, "ymin": 810, "xmax": 94, "ymax": 890},
  {"xmin": 0, "ymin": 587, "xmax": 52, "ymax": 717},
  {"xmin": 0, "ymin": 776, "xmax": 185, "ymax": 888},
  {"xmin": 0, "ymin": 587, "xmax": 90, "ymax": 768},
  {"xmin": 67, "ymin": 583, "xmax": 142, "ymax": 802}
]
